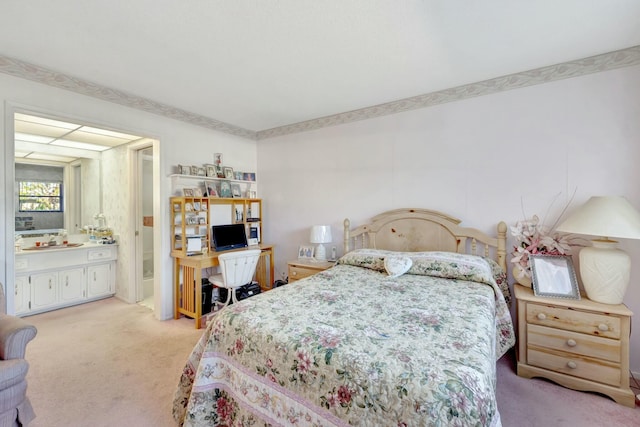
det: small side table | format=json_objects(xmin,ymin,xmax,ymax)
[
  {"xmin": 514, "ymin": 284, "xmax": 635, "ymax": 407},
  {"xmin": 287, "ymin": 259, "xmax": 335, "ymax": 283}
]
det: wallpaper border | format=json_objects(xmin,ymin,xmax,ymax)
[
  {"xmin": 257, "ymin": 45, "xmax": 640, "ymax": 140},
  {"xmin": 0, "ymin": 55, "xmax": 257, "ymax": 140},
  {"xmin": 1, "ymin": 45, "xmax": 639, "ymax": 141}
]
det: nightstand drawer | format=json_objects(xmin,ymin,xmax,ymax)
[
  {"xmin": 288, "ymin": 265, "xmax": 318, "ymax": 281},
  {"xmin": 526, "ymin": 303, "xmax": 620, "ymax": 339},
  {"xmin": 527, "ymin": 348, "xmax": 621, "ymax": 386},
  {"xmin": 527, "ymin": 324, "xmax": 620, "ymax": 362}
]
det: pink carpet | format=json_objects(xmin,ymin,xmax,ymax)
[{"xmin": 496, "ymin": 350, "xmax": 640, "ymax": 426}]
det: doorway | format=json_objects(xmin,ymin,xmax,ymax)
[{"xmin": 136, "ymin": 146, "xmax": 155, "ymax": 309}]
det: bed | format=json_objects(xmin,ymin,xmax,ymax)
[{"xmin": 173, "ymin": 208, "xmax": 515, "ymax": 426}]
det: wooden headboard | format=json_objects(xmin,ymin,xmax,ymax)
[{"xmin": 343, "ymin": 208, "xmax": 508, "ymax": 271}]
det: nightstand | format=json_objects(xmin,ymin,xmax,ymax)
[
  {"xmin": 287, "ymin": 259, "xmax": 335, "ymax": 283},
  {"xmin": 514, "ymin": 284, "xmax": 635, "ymax": 407}
]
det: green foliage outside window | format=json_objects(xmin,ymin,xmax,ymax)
[{"xmin": 18, "ymin": 181, "xmax": 63, "ymax": 212}]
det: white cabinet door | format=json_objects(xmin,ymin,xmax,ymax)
[
  {"xmin": 31, "ymin": 272, "xmax": 58, "ymax": 311},
  {"xmin": 60, "ymin": 267, "xmax": 85, "ymax": 303},
  {"xmin": 87, "ymin": 263, "xmax": 112, "ymax": 298},
  {"xmin": 14, "ymin": 275, "xmax": 30, "ymax": 315}
]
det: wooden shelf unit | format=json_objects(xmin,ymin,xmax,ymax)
[{"xmin": 171, "ymin": 197, "xmax": 262, "ymax": 256}]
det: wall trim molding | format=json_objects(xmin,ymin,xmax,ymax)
[
  {"xmin": 2, "ymin": 46, "xmax": 639, "ymax": 141},
  {"xmin": 257, "ymin": 45, "xmax": 640, "ymax": 140},
  {"xmin": 0, "ymin": 55, "xmax": 257, "ymax": 140}
]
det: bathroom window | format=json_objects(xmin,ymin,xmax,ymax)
[{"xmin": 18, "ymin": 181, "xmax": 63, "ymax": 212}]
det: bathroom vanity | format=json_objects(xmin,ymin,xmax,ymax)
[{"xmin": 14, "ymin": 243, "xmax": 117, "ymax": 316}]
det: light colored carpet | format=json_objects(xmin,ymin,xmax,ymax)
[
  {"xmin": 22, "ymin": 297, "xmax": 639, "ymax": 426},
  {"xmin": 25, "ymin": 297, "xmax": 202, "ymax": 427}
]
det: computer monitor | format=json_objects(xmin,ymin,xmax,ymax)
[{"xmin": 211, "ymin": 224, "xmax": 248, "ymax": 251}]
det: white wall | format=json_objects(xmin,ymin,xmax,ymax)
[
  {"xmin": 258, "ymin": 64, "xmax": 640, "ymax": 372},
  {"xmin": 0, "ymin": 73, "xmax": 256, "ymax": 320}
]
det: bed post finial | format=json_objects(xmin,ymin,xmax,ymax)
[
  {"xmin": 344, "ymin": 218, "xmax": 351, "ymax": 254},
  {"xmin": 497, "ymin": 221, "xmax": 507, "ymax": 271}
]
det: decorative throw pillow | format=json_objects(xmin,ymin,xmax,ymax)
[{"xmin": 384, "ymin": 256, "xmax": 413, "ymax": 278}]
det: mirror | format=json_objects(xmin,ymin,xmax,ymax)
[{"xmin": 14, "ymin": 113, "xmax": 141, "ymax": 237}]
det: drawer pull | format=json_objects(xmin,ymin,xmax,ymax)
[
  {"xmin": 566, "ymin": 339, "xmax": 577, "ymax": 347},
  {"xmin": 292, "ymin": 271, "xmax": 297, "ymax": 276},
  {"xmin": 598, "ymin": 323, "xmax": 609, "ymax": 332},
  {"xmin": 567, "ymin": 361, "xmax": 577, "ymax": 369},
  {"xmin": 537, "ymin": 313, "xmax": 546, "ymax": 321}
]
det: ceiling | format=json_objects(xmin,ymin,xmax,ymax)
[
  {"xmin": 14, "ymin": 113, "xmax": 142, "ymax": 163},
  {"xmin": 1, "ymin": 1, "xmax": 640, "ymax": 137}
]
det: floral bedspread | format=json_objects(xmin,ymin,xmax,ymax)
[{"xmin": 173, "ymin": 250, "xmax": 515, "ymax": 427}]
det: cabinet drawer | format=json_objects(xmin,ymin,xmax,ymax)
[
  {"xmin": 87, "ymin": 248, "xmax": 114, "ymax": 261},
  {"xmin": 526, "ymin": 303, "xmax": 620, "ymax": 339},
  {"xmin": 527, "ymin": 348, "xmax": 621, "ymax": 386},
  {"xmin": 527, "ymin": 324, "xmax": 620, "ymax": 363}
]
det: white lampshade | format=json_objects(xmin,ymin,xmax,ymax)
[
  {"xmin": 556, "ymin": 196, "xmax": 640, "ymax": 304},
  {"xmin": 310, "ymin": 225, "xmax": 332, "ymax": 261}
]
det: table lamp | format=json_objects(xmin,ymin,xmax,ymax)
[
  {"xmin": 555, "ymin": 196, "xmax": 640, "ymax": 304},
  {"xmin": 310, "ymin": 225, "xmax": 332, "ymax": 261}
]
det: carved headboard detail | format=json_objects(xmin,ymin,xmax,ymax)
[{"xmin": 344, "ymin": 208, "xmax": 508, "ymax": 271}]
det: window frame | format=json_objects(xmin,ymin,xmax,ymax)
[{"xmin": 18, "ymin": 180, "xmax": 64, "ymax": 213}]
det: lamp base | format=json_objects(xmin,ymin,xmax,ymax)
[
  {"xmin": 579, "ymin": 239, "xmax": 630, "ymax": 305},
  {"xmin": 315, "ymin": 244, "xmax": 327, "ymax": 261}
]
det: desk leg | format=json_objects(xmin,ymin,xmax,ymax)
[
  {"xmin": 174, "ymin": 258, "xmax": 180, "ymax": 320},
  {"xmin": 194, "ymin": 267, "xmax": 202, "ymax": 329}
]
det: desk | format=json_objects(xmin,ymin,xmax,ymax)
[{"xmin": 173, "ymin": 244, "xmax": 274, "ymax": 328}]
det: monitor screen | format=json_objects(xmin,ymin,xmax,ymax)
[{"xmin": 212, "ymin": 224, "xmax": 248, "ymax": 251}]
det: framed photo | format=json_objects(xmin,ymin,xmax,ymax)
[
  {"xmin": 179, "ymin": 165, "xmax": 190, "ymax": 175},
  {"xmin": 197, "ymin": 167, "xmax": 206, "ymax": 177},
  {"xmin": 183, "ymin": 188, "xmax": 194, "ymax": 197},
  {"xmin": 223, "ymin": 167, "xmax": 234, "ymax": 179},
  {"xmin": 193, "ymin": 187, "xmax": 203, "ymax": 197},
  {"xmin": 531, "ymin": 254, "xmax": 580, "ymax": 300},
  {"xmin": 243, "ymin": 172, "xmax": 256, "ymax": 181},
  {"xmin": 214, "ymin": 153, "xmax": 223, "ymax": 166},
  {"xmin": 206, "ymin": 165, "xmax": 216, "ymax": 178},
  {"xmin": 234, "ymin": 171, "xmax": 243, "ymax": 180},
  {"xmin": 190, "ymin": 165, "xmax": 199, "ymax": 176},
  {"xmin": 205, "ymin": 181, "xmax": 218, "ymax": 197},
  {"xmin": 219, "ymin": 180, "xmax": 232, "ymax": 198},
  {"xmin": 215, "ymin": 165, "xmax": 225, "ymax": 178},
  {"xmin": 298, "ymin": 245, "xmax": 315, "ymax": 259},
  {"xmin": 231, "ymin": 183, "xmax": 242, "ymax": 198}
]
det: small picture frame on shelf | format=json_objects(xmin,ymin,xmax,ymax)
[
  {"xmin": 190, "ymin": 166, "xmax": 199, "ymax": 176},
  {"xmin": 215, "ymin": 165, "xmax": 224, "ymax": 178},
  {"xmin": 183, "ymin": 188, "xmax": 194, "ymax": 197},
  {"xmin": 179, "ymin": 165, "xmax": 191, "ymax": 175},
  {"xmin": 243, "ymin": 172, "xmax": 256, "ymax": 181},
  {"xmin": 247, "ymin": 190, "xmax": 257, "ymax": 199},
  {"xmin": 223, "ymin": 167, "xmax": 234, "ymax": 179},
  {"xmin": 231, "ymin": 183, "xmax": 242, "ymax": 198},
  {"xmin": 531, "ymin": 254, "xmax": 580, "ymax": 300},
  {"xmin": 234, "ymin": 171, "xmax": 243, "ymax": 180},
  {"xmin": 298, "ymin": 245, "xmax": 315, "ymax": 259},
  {"xmin": 214, "ymin": 153, "xmax": 223, "ymax": 166},
  {"xmin": 206, "ymin": 165, "xmax": 216, "ymax": 177},
  {"xmin": 205, "ymin": 181, "xmax": 219, "ymax": 197},
  {"xmin": 219, "ymin": 180, "xmax": 232, "ymax": 198},
  {"xmin": 193, "ymin": 187, "xmax": 203, "ymax": 197},
  {"xmin": 197, "ymin": 167, "xmax": 206, "ymax": 177}
]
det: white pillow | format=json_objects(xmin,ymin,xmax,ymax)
[{"xmin": 384, "ymin": 256, "xmax": 413, "ymax": 278}]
